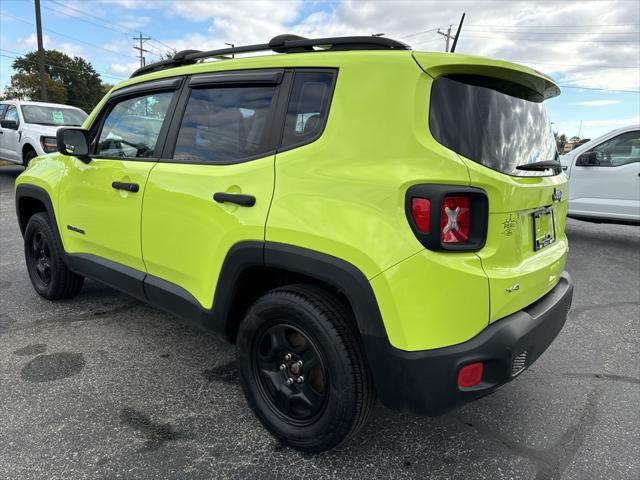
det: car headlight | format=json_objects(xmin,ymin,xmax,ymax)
[{"xmin": 40, "ymin": 136, "xmax": 57, "ymax": 153}]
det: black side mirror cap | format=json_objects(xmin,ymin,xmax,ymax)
[
  {"xmin": 56, "ymin": 127, "xmax": 91, "ymax": 163},
  {"xmin": 575, "ymin": 151, "xmax": 599, "ymax": 166},
  {"xmin": 0, "ymin": 119, "xmax": 18, "ymax": 130}
]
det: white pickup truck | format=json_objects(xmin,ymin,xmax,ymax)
[
  {"xmin": 0, "ymin": 100, "xmax": 87, "ymax": 166},
  {"xmin": 560, "ymin": 125, "xmax": 639, "ymax": 224}
]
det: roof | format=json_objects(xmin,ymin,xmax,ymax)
[{"xmin": 0, "ymin": 99, "xmax": 84, "ymax": 110}]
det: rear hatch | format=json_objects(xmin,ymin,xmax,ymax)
[{"xmin": 415, "ymin": 53, "xmax": 569, "ymax": 322}]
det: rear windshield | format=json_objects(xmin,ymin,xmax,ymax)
[
  {"xmin": 21, "ymin": 105, "xmax": 87, "ymax": 126},
  {"xmin": 429, "ymin": 75, "xmax": 558, "ymax": 177}
]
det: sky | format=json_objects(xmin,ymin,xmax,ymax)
[{"xmin": 0, "ymin": 0, "xmax": 639, "ymax": 139}]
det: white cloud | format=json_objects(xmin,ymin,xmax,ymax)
[
  {"xmin": 109, "ymin": 61, "xmax": 140, "ymax": 76},
  {"xmin": 581, "ymin": 116, "xmax": 640, "ymax": 127},
  {"xmin": 570, "ymin": 100, "xmax": 622, "ymax": 107},
  {"xmin": 144, "ymin": 0, "xmax": 640, "ymax": 91},
  {"xmin": 13, "ymin": 33, "xmax": 84, "ymax": 58}
]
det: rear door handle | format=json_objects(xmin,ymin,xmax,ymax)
[
  {"xmin": 213, "ymin": 192, "xmax": 256, "ymax": 207},
  {"xmin": 112, "ymin": 181, "xmax": 139, "ymax": 192}
]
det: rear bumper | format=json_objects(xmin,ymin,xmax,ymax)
[{"xmin": 363, "ymin": 271, "xmax": 573, "ymax": 416}]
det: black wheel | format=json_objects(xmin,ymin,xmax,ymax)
[
  {"xmin": 23, "ymin": 149, "xmax": 37, "ymax": 167},
  {"xmin": 24, "ymin": 213, "xmax": 84, "ymax": 300},
  {"xmin": 237, "ymin": 284, "xmax": 375, "ymax": 453}
]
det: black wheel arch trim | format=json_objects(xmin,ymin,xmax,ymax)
[{"xmin": 15, "ymin": 184, "xmax": 61, "ymax": 241}]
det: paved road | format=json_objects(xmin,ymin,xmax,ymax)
[{"xmin": 1, "ymin": 164, "xmax": 638, "ymax": 480}]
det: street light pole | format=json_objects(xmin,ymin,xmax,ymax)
[{"xmin": 34, "ymin": 0, "xmax": 47, "ymax": 101}]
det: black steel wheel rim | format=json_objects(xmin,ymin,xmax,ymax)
[
  {"xmin": 252, "ymin": 322, "xmax": 328, "ymax": 424},
  {"xmin": 30, "ymin": 231, "xmax": 52, "ymax": 286}
]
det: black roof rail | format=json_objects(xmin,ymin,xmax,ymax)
[{"xmin": 130, "ymin": 34, "xmax": 411, "ymax": 78}]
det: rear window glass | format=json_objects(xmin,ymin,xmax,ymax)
[
  {"xmin": 429, "ymin": 75, "xmax": 558, "ymax": 177},
  {"xmin": 174, "ymin": 86, "xmax": 276, "ymax": 164},
  {"xmin": 280, "ymin": 71, "xmax": 335, "ymax": 150}
]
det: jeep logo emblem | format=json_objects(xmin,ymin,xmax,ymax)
[{"xmin": 552, "ymin": 188, "xmax": 562, "ymax": 202}]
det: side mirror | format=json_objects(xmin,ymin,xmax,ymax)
[
  {"xmin": 56, "ymin": 127, "xmax": 91, "ymax": 163},
  {"xmin": 0, "ymin": 119, "xmax": 18, "ymax": 130},
  {"xmin": 575, "ymin": 151, "xmax": 599, "ymax": 166}
]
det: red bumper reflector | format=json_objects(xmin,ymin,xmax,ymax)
[
  {"xmin": 411, "ymin": 198, "xmax": 431, "ymax": 233},
  {"xmin": 458, "ymin": 362, "xmax": 483, "ymax": 387}
]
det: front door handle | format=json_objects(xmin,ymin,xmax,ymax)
[
  {"xmin": 112, "ymin": 181, "xmax": 139, "ymax": 192},
  {"xmin": 213, "ymin": 192, "xmax": 256, "ymax": 207}
]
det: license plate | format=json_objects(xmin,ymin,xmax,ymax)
[{"xmin": 532, "ymin": 207, "xmax": 555, "ymax": 251}]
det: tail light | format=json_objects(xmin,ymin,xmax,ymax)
[
  {"xmin": 405, "ymin": 185, "xmax": 488, "ymax": 251},
  {"xmin": 411, "ymin": 198, "xmax": 431, "ymax": 233},
  {"xmin": 441, "ymin": 196, "xmax": 471, "ymax": 243}
]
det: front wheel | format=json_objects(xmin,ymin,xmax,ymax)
[
  {"xmin": 24, "ymin": 213, "xmax": 84, "ymax": 300},
  {"xmin": 237, "ymin": 284, "xmax": 374, "ymax": 453},
  {"xmin": 23, "ymin": 149, "xmax": 37, "ymax": 167}
]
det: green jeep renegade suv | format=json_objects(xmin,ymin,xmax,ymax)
[{"xmin": 15, "ymin": 35, "xmax": 573, "ymax": 453}]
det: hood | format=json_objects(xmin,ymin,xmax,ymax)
[{"xmin": 22, "ymin": 123, "xmax": 62, "ymax": 139}]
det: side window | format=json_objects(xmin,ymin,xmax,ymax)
[
  {"xmin": 4, "ymin": 106, "xmax": 19, "ymax": 124},
  {"xmin": 280, "ymin": 70, "xmax": 336, "ymax": 150},
  {"xmin": 96, "ymin": 91, "xmax": 174, "ymax": 159},
  {"xmin": 173, "ymin": 86, "xmax": 276, "ymax": 164},
  {"xmin": 590, "ymin": 131, "xmax": 640, "ymax": 167}
]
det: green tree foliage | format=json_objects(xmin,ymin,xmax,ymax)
[
  {"xmin": 554, "ymin": 132, "xmax": 568, "ymax": 151},
  {"xmin": 5, "ymin": 50, "xmax": 107, "ymax": 113}
]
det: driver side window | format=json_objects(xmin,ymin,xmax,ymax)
[
  {"xmin": 590, "ymin": 130, "xmax": 640, "ymax": 167},
  {"xmin": 96, "ymin": 91, "xmax": 174, "ymax": 159}
]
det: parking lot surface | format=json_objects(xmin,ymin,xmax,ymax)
[{"xmin": 1, "ymin": 164, "xmax": 638, "ymax": 480}]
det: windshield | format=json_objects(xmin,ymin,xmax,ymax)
[
  {"xmin": 430, "ymin": 75, "xmax": 559, "ymax": 177},
  {"xmin": 20, "ymin": 105, "xmax": 87, "ymax": 126}
]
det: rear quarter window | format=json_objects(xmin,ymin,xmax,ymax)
[{"xmin": 280, "ymin": 70, "xmax": 336, "ymax": 151}]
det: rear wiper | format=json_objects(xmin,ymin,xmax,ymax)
[{"xmin": 516, "ymin": 160, "xmax": 561, "ymax": 171}]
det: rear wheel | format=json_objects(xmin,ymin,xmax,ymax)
[
  {"xmin": 237, "ymin": 284, "xmax": 374, "ymax": 453},
  {"xmin": 24, "ymin": 213, "xmax": 84, "ymax": 300}
]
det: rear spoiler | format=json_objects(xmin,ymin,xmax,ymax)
[{"xmin": 412, "ymin": 52, "xmax": 560, "ymax": 101}]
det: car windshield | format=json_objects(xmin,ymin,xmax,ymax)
[
  {"xmin": 20, "ymin": 105, "xmax": 87, "ymax": 126},
  {"xmin": 430, "ymin": 75, "xmax": 559, "ymax": 177}
]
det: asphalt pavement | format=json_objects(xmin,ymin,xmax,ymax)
[{"xmin": 1, "ymin": 164, "xmax": 638, "ymax": 480}]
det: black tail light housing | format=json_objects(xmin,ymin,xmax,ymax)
[{"xmin": 405, "ymin": 184, "xmax": 488, "ymax": 251}]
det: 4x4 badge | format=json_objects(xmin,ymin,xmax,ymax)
[{"xmin": 552, "ymin": 188, "xmax": 562, "ymax": 202}]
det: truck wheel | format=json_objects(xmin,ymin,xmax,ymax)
[
  {"xmin": 237, "ymin": 284, "xmax": 374, "ymax": 453},
  {"xmin": 23, "ymin": 149, "xmax": 37, "ymax": 167},
  {"xmin": 24, "ymin": 213, "xmax": 84, "ymax": 300}
]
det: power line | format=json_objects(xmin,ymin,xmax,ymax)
[
  {"xmin": 0, "ymin": 49, "xmax": 127, "ymax": 80},
  {"xmin": 464, "ymin": 23, "xmax": 640, "ymax": 28},
  {"xmin": 454, "ymin": 33, "xmax": 638, "ymax": 43},
  {"xmin": 398, "ymin": 28, "xmax": 438, "ymax": 40},
  {"xmin": 559, "ymin": 85, "xmax": 639, "ymax": 93},
  {"xmin": 0, "ymin": 11, "xmax": 140, "ymax": 60},
  {"xmin": 45, "ymin": 0, "xmax": 176, "ymax": 54}
]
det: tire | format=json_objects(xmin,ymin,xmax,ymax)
[
  {"xmin": 23, "ymin": 149, "xmax": 37, "ymax": 167},
  {"xmin": 24, "ymin": 212, "xmax": 84, "ymax": 300},
  {"xmin": 237, "ymin": 284, "xmax": 375, "ymax": 453}
]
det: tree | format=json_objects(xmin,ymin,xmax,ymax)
[
  {"xmin": 4, "ymin": 73, "xmax": 68, "ymax": 104},
  {"xmin": 5, "ymin": 50, "xmax": 106, "ymax": 112},
  {"xmin": 555, "ymin": 133, "xmax": 567, "ymax": 151}
]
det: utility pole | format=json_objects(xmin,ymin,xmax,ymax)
[
  {"xmin": 437, "ymin": 25, "xmax": 453, "ymax": 52},
  {"xmin": 34, "ymin": 0, "xmax": 47, "ymax": 101},
  {"xmin": 438, "ymin": 13, "xmax": 466, "ymax": 53},
  {"xmin": 133, "ymin": 33, "xmax": 151, "ymax": 68}
]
